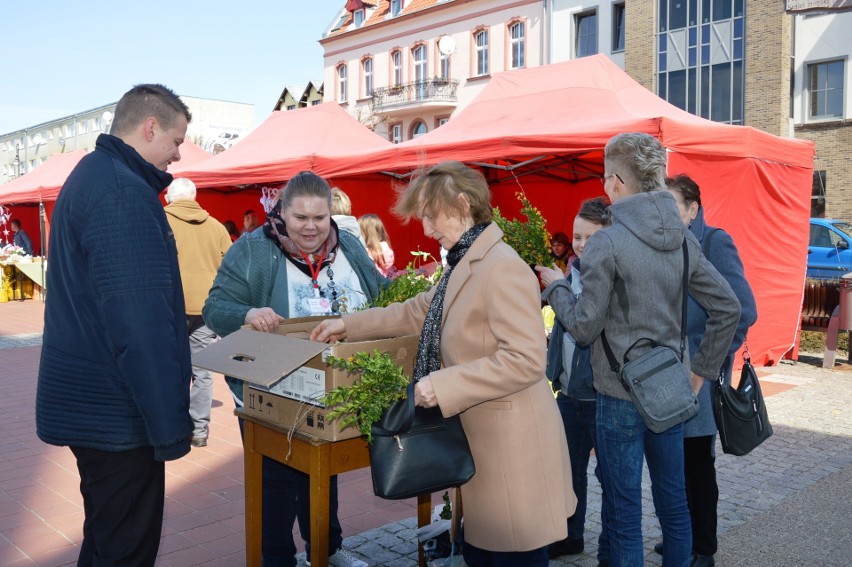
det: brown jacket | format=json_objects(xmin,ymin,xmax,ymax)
[
  {"xmin": 165, "ymin": 200, "xmax": 232, "ymax": 315},
  {"xmin": 344, "ymin": 223, "xmax": 575, "ymax": 552}
]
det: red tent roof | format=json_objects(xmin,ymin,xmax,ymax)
[
  {"xmin": 0, "ymin": 140, "xmax": 210, "ymax": 205},
  {"xmin": 169, "ymin": 102, "xmax": 395, "ymax": 188},
  {"xmin": 0, "ymin": 150, "xmax": 86, "ymax": 204}
]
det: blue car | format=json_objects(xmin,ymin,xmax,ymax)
[{"xmin": 808, "ymin": 218, "xmax": 852, "ymax": 279}]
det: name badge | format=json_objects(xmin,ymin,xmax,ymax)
[{"xmin": 307, "ymin": 297, "xmax": 331, "ymax": 316}]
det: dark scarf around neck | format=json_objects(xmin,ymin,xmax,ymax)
[
  {"xmin": 262, "ymin": 203, "xmax": 340, "ymax": 278},
  {"xmin": 413, "ymin": 222, "xmax": 489, "ymax": 381}
]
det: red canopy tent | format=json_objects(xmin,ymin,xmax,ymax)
[{"xmin": 340, "ymin": 55, "xmax": 815, "ymax": 366}]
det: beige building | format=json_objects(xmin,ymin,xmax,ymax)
[
  {"xmin": 0, "ymin": 96, "xmax": 253, "ymax": 185},
  {"xmin": 274, "ymin": 81, "xmax": 324, "ymax": 111},
  {"xmin": 319, "ymin": 0, "xmax": 850, "ymax": 219}
]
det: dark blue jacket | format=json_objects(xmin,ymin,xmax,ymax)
[
  {"xmin": 36, "ymin": 134, "xmax": 192, "ymax": 461},
  {"xmin": 545, "ymin": 260, "xmax": 595, "ymax": 401},
  {"xmin": 684, "ymin": 207, "xmax": 758, "ymax": 437}
]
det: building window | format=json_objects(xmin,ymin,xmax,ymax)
[
  {"xmin": 390, "ymin": 0, "xmax": 402, "ymax": 17},
  {"xmin": 286, "ymin": 104, "xmax": 296, "ymax": 110},
  {"xmin": 392, "ymin": 50, "xmax": 403, "ymax": 86},
  {"xmin": 391, "ymin": 123, "xmax": 402, "ymax": 144},
  {"xmin": 311, "ymin": 99, "xmax": 321, "ymax": 106},
  {"xmin": 811, "ymin": 170, "xmax": 826, "ymax": 217},
  {"xmin": 576, "ymin": 11, "xmax": 598, "ymax": 57},
  {"xmin": 657, "ymin": 0, "xmax": 745, "ymax": 124},
  {"xmin": 363, "ymin": 57, "xmax": 374, "ymax": 97},
  {"xmin": 474, "ymin": 29, "xmax": 489, "ymax": 76},
  {"xmin": 413, "ymin": 45, "xmax": 428, "ymax": 99},
  {"xmin": 353, "ymin": 9, "xmax": 365, "ymax": 27},
  {"xmin": 808, "ymin": 60, "xmax": 844, "ymax": 120},
  {"xmin": 436, "ymin": 116, "xmax": 450, "ymax": 128},
  {"xmin": 337, "ymin": 64, "xmax": 348, "ymax": 102},
  {"xmin": 509, "ymin": 21, "xmax": 525, "ymax": 69},
  {"xmin": 613, "ymin": 3, "xmax": 626, "ymax": 52},
  {"xmin": 411, "ymin": 120, "xmax": 427, "ymax": 138}
]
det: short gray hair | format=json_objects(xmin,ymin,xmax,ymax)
[
  {"xmin": 604, "ymin": 133, "xmax": 667, "ymax": 193},
  {"xmin": 166, "ymin": 177, "xmax": 197, "ymax": 203}
]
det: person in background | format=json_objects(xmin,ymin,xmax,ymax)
[
  {"xmin": 550, "ymin": 231, "xmax": 573, "ymax": 273},
  {"xmin": 537, "ymin": 197, "xmax": 611, "ymax": 566},
  {"xmin": 11, "ymin": 219, "xmax": 33, "ymax": 256},
  {"xmin": 203, "ymin": 171, "xmax": 379, "ymax": 567},
  {"xmin": 312, "ymin": 161, "xmax": 575, "ymax": 567},
  {"xmin": 243, "ymin": 209, "xmax": 259, "ymax": 233},
  {"xmin": 656, "ymin": 174, "xmax": 758, "ymax": 567},
  {"xmin": 358, "ymin": 213, "xmax": 397, "ymax": 277},
  {"xmin": 164, "ymin": 177, "xmax": 232, "ymax": 448},
  {"xmin": 543, "ymin": 133, "xmax": 740, "ymax": 567},
  {"xmin": 36, "ymin": 83, "xmax": 194, "ymax": 567},
  {"xmin": 331, "ymin": 187, "xmax": 368, "ymax": 247},
  {"xmin": 223, "ymin": 219, "xmax": 239, "ymax": 242}
]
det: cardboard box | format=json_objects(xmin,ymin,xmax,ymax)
[{"xmin": 193, "ymin": 316, "xmax": 418, "ymax": 441}]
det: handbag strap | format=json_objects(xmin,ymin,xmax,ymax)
[{"xmin": 601, "ymin": 238, "xmax": 689, "ymax": 391}]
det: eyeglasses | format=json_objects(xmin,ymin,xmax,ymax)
[{"xmin": 600, "ymin": 173, "xmax": 624, "ymax": 185}]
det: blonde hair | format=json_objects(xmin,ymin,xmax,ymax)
[
  {"xmin": 358, "ymin": 214, "xmax": 391, "ymax": 259},
  {"xmin": 393, "ymin": 161, "xmax": 492, "ymax": 225},
  {"xmin": 331, "ymin": 187, "xmax": 352, "ymax": 215}
]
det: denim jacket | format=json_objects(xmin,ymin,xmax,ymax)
[{"xmin": 545, "ymin": 262, "xmax": 596, "ymax": 401}]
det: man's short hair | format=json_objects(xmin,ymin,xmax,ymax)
[
  {"xmin": 604, "ymin": 133, "xmax": 667, "ymax": 193},
  {"xmin": 11, "ymin": 219, "xmax": 21, "ymax": 229},
  {"xmin": 166, "ymin": 178, "xmax": 197, "ymax": 203},
  {"xmin": 331, "ymin": 188, "xmax": 352, "ymax": 215},
  {"xmin": 110, "ymin": 84, "xmax": 192, "ymax": 136}
]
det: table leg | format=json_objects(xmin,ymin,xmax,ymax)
[
  {"xmin": 309, "ymin": 443, "xmax": 331, "ymax": 567},
  {"xmin": 244, "ymin": 420, "xmax": 263, "ymax": 566},
  {"xmin": 417, "ymin": 494, "xmax": 432, "ymax": 567}
]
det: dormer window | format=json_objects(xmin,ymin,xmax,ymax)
[
  {"xmin": 353, "ymin": 8, "xmax": 365, "ymax": 27},
  {"xmin": 390, "ymin": 0, "xmax": 402, "ymax": 17}
]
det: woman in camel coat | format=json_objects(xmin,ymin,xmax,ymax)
[{"xmin": 312, "ymin": 161, "xmax": 575, "ymax": 567}]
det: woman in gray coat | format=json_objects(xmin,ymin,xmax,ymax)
[{"xmin": 661, "ymin": 174, "xmax": 758, "ymax": 567}]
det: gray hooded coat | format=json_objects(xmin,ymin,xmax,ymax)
[{"xmin": 543, "ymin": 191, "xmax": 741, "ymax": 402}]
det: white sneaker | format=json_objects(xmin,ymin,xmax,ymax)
[{"xmin": 305, "ymin": 548, "xmax": 368, "ymax": 567}]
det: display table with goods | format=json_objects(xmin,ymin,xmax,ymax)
[{"xmin": 0, "ymin": 248, "xmax": 44, "ymax": 301}]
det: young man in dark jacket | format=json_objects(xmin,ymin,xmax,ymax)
[{"xmin": 36, "ymin": 84, "xmax": 194, "ymax": 567}]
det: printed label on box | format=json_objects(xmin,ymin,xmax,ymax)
[{"xmin": 267, "ymin": 366, "xmax": 327, "ymax": 406}]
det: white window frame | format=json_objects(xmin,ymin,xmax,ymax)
[
  {"xmin": 337, "ymin": 64, "xmax": 348, "ymax": 102},
  {"xmin": 363, "ymin": 58, "xmax": 374, "ymax": 97},
  {"xmin": 392, "ymin": 50, "xmax": 403, "ymax": 86},
  {"xmin": 509, "ymin": 21, "xmax": 525, "ymax": 69},
  {"xmin": 390, "ymin": 0, "xmax": 402, "ymax": 17},
  {"xmin": 475, "ymin": 30, "xmax": 489, "ymax": 76},
  {"xmin": 353, "ymin": 9, "xmax": 364, "ymax": 27}
]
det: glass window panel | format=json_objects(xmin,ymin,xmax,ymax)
[
  {"xmin": 689, "ymin": 26, "xmax": 697, "ymax": 46},
  {"xmin": 613, "ymin": 4, "xmax": 626, "ymax": 51},
  {"xmin": 670, "ymin": 0, "xmax": 687, "ymax": 29},
  {"xmin": 702, "ymin": 23, "xmax": 710, "ymax": 43},
  {"xmin": 732, "ymin": 60, "xmax": 743, "ymax": 123},
  {"xmin": 702, "ymin": 45, "xmax": 710, "ymax": 65},
  {"xmin": 687, "ymin": 67, "xmax": 696, "ymax": 114},
  {"xmin": 689, "ymin": 46, "xmax": 697, "ymax": 67},
  {"xmin": 733, "ymin": 38, "xmax": 743, "ymax": 60},
  {"xmin": 711, "ymin": 63, "xmax": 731, "ymax": 121},
  {"xmin": 734, "ymin": 0, "xmax": 744, "ymax": 17},
  {"xmin": 713, "ymin": 0, "xmax": 731, "ymax": 21},
  {"xmin": 700, "ymin": 66, "xmax": 710, "ymax": 118},
  {"xmin": 577, "ymin": 13, "xmax": 598, "ymax": 57},
  {"xmin": 658, "ymin": 73, "xmax": 668, "ymax": 99},
  {"xmin": 702, "ymin": 0, "xmax": 710, "ymax": 22},
  {"xmin": 659, "ymin": 0, "xmax": 668, "ymax": 31},
  {"xmin": 689, "ymin": 0, "xmax": 698, "ymax": 25},
  {"xmin": 734, "ymin": 17, "xmax": 743, "ymax": 38},
  {"xmin": 659, "ymin": 34, "xmax": 667, "ymax": 51},
  {"xmin": 660, "ymin": 52, "xmax": 667, "ymax": 72},
  {"xmin": 669, "ymin": 69, "xmax": 687, "ymax": 110}
]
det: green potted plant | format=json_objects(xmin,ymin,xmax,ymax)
[{"xmin": 492, "ymin": 192, "xmax": 554, "ymax": 268}]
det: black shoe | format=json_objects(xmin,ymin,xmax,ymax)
[
  {"xmin": 547, "ymin": 536, "xmax": 584, "ymax": 558},
  {"xmin": 654, "ymin": 541, "xmax": 664, "ymax": 555},
  {"xmin": 598, "ymin": 561, "xmax": 611, "ymax": 567},
  {"xmin": 691, "ymin": 553, "xmax": 715, "ymax": 567}
]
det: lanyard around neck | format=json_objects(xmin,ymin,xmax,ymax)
[{"xmin": 300, "ymin": 247, "xmax": 327, "ymax": 291}]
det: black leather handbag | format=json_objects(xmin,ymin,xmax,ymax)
[
  {"xmin": 369, "ymin": 382, "xmax": 476, "ymax": 500},
  {"xmin": 713, "ymin": 350, "xmax": 773, "ymax": 456}
]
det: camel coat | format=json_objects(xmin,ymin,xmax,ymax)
[{"xmin": 344, "ymin": 223, "xmax": 575, "ymax": 552}]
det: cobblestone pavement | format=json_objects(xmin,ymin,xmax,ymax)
[{"xmin": 319, "ymin": 355, "xmax": 852, "ymax": 566}]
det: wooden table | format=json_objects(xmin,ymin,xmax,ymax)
[{"xmin": 237, "ymin": 410, "xmax": 432, "ymax": 567}]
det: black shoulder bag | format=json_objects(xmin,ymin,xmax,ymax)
[
  {"xmin": 369, "ymin": 382, "xmax": 476, "ymax": 500},
  {"xmin": 713, "ymin": 345, "xmax": 773, "ymax": 455},
  {"xmin": 600, "ymin": 240, "xmax": 699, "ymax": 433}
]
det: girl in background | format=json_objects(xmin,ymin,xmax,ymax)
[{"xmin": 359, "ymin": 213, "xmax": 397, "ymax": 277}]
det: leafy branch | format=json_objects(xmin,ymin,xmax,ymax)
[
  {"xmin": 364, "ymin": 251, "xmax": 443, "ymax": 309},
  {"xmin": 320, "ymin": 351, "xmax": 411, "ymax": 443},
  {"xmin": 492, "ymin": 192, "xmax": 554, "ymax": 268}
]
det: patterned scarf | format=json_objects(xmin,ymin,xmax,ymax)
[
  {"xmin": 413, "ymin": 222, "xmax": 490, "ymax": 381},
  {"xmin": 262, "ymin": 203, "xmax": 339, "ymax": 278}
]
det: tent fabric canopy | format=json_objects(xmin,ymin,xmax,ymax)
[{"xmin": 169, "ymin": 103, "xmax": 396, "ymax": 189}]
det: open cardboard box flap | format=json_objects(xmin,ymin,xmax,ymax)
[{"xmin": 192, "ymin": 327, "xmax": 329, "ymax": 388}]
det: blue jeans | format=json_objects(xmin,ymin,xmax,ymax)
[
  {"xmin": 237, "ymin": 419, "xmax": 343, "ymax": 567},
  {"xmin": 556, "ymin": 393, "xmax": 610, "ymax": 561},
  {"xmin": 596, "ymin": 394, "xmax": 692, "ymax": 567}
]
